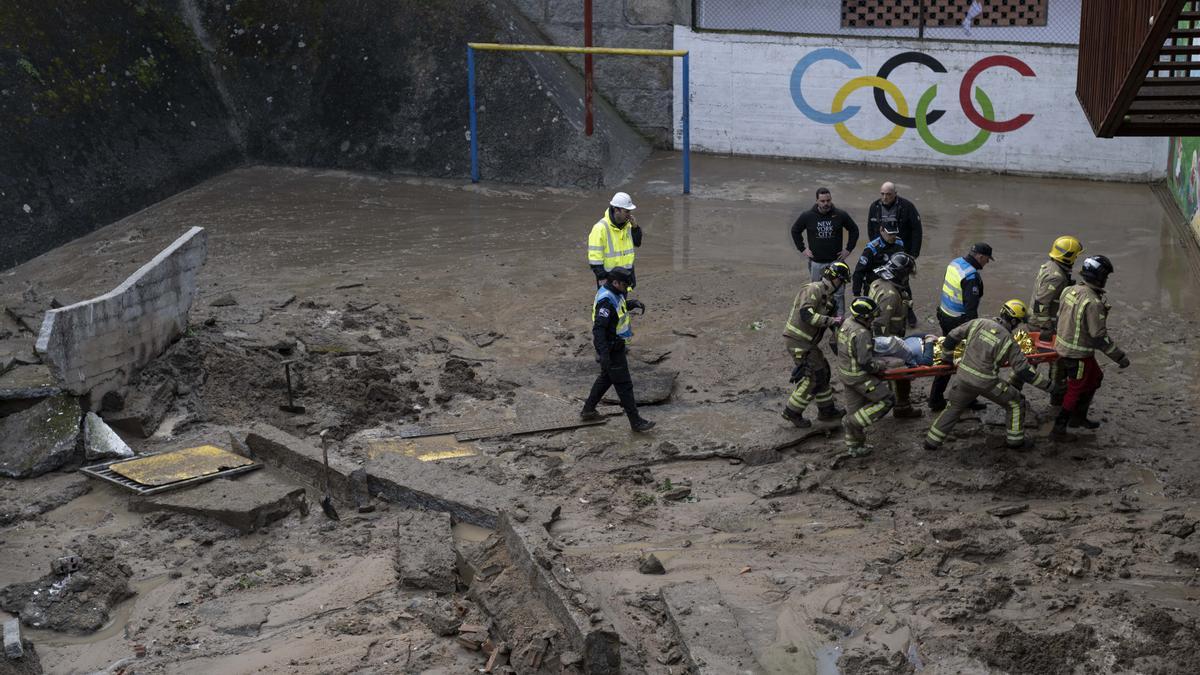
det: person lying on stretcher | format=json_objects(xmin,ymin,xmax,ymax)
[{"xmin": 873, "ymin": 334, "xmax": 938, "ymax": 369}]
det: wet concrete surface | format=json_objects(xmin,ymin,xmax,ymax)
[{"xmin": 2, "ymin": 152, "xmax": 1200, "ymax": 673}]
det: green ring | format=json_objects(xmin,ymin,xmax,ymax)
[{"xmin": 916, "ymin": 85, "xmax": 994, "ymax": 155}]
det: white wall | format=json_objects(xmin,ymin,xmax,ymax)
[{"xmin": 672, "ymin": 28, "xmax": 1167, "ymax": 181}]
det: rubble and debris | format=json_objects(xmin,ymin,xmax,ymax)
[
  {"xmin": 0, "ymin": 472, "xmax": 91, "ymax": 526},
  {"xmin": 0, "ymin": 365, "xmax": 61, "ymax": 406},
  {"xmin": 3, "ymin": 619, "xmax": 23, "ymax": 659},
  {"xmin": 0, "ymin": 542, "xmax": 134, "ymax": 633},
  {"xmin": 83, "ymin": 412, "xmax": 134, "ymax": 461},
  {"xmin": 0, "ymin": 393, "xmax": 81, "ymax": 478},
  {"xmin": 100, "ymin": 379, "xmax": 175, "ymax": 438}
]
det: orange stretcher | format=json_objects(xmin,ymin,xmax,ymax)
[{"xmin": 881, "ymin": 331, "xmax": 1059, "ymax": 381}]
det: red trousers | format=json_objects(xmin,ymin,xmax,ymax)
[{"xmin": 1062, "ymin": 356, "xmax": 1103, "ymax": 412}]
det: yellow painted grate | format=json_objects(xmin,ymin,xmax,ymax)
[{"xmin": 108, "ymin": 445, "xmax": 255, "ymax": 486}]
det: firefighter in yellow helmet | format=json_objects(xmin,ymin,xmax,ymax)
[
  {"xmin": 781, "ymin": 261, "xmax": 849, "ymax": 428},
  {"xmin": 1029, "ymin": 236, "xmax": 1083, "ymax": 410},
  {"xmin": 924, "ymin": 300, "xmax": 1051, "ymax": 451},
  {"xmin": 837, "ymin": 296, "xmax": 894, "ymax": 457}
]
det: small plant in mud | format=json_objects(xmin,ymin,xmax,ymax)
[
  {"xmin": 632, "ymin": 492, "xmax": 656, "ymax": 508},
  {"xmin": 656, "ymin": 478, "xmax": 674, "ymax": 492},
  {"xmin": 235, "ymin": 573, "xmax": 261, "ymax": 590}
]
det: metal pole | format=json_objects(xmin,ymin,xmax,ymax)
[
  {"xmin": 585, "ymin": 0, "xmax": 594, "ymax": 136},
  {"xmin": 682, "ymin": 52, "xmax": 690, "ymax": 195},
  {"xmin": 468, "ymin": 46, "xmax": 479, "ymax": 183}
]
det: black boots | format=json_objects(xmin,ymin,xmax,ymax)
[
  {"xmin": 1050, "ymin": 409, "xmax": 1077, "ymax": 441},
  {"xmin": 1067, "ymin": 393, "xmax": 1101, "ymax": 429},
  {"xmin": 580, "ymin": 408, "xmax": 602, "ymax": 421},
  {"xmin": 630, "ymin": 417, "xmax": 656, "ymax": 433},
  {"xmin": 782, "ymin": 407, "xmax": 812, "ymax": 428},
  {"xmin": 817, "ymin": 403, "xmax": 845, "ymax": 421}
]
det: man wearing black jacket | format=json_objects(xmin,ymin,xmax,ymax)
[
  {"xmin": 928, "ymin": 243, "xmax": 992, "ymax": 411},
  {"xmin": 867, "ymin": 182, "xmax": 922, "ymax": 327},
  {"xmin": 791, "ymin": 187, "xmax": 859, "ymax": 316},
  {"xmin": 866, "ymin": 182, "xmax": 922, "ymax": 257},
  {"xmin": 580, "ymin": 267, "xmax": 655, "ymax": 432}
]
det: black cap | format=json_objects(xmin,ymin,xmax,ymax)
[
  {"xmin": 970, "ymin": 242, "xmax": 994, "ymax": 260},
  {"xmin": 606, "ymin": 267, "xmax": 633, "ymax": 284},
  {"xmin": 881, "ymin": 221, "xmax": 901, "ymax": 235}
]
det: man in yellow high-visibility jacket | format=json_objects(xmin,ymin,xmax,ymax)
[{"xmin": 588, "ymin": 192, "xmax": 642, "ymax": 289}]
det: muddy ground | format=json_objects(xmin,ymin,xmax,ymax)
[{"xmin": 2, "ymin": 153, "xmax": 1200, "ymax": 674}]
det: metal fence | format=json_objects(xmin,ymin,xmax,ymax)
[{"xmin": 694, "ymin": 0, "xmax": 1081, "ymax": 46}]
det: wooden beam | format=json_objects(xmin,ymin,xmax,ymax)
[
  {"xmin": 1135, "ymin": 84, "xmax": 1200, "ymax": 98},
  {"xmin": 1128, "ymin": 98, "xmax": 1200, "ymax": 112}
]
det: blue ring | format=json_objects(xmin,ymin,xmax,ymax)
[{"xmin": 790, "ymin": 48, "xmax": 861, "ymax": 125}]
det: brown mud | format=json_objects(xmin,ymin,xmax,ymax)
[{"xmin": 1, "ymin": 153, "xmax": 1199, "ymax": 673}]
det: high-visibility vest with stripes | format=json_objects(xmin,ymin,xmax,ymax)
[
  {"xmin": 592, "ymin": 286, "xmax": 632, "ymax": 342},
  {"xmin": 587, "ymin": 212, "xmax": 636, "ymax": 271},
  {"xmin": 939, "ymin": 256, "xmax": 978, "ymax": 317}
]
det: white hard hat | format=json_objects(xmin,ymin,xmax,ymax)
[{"xmin": 609, "ymin": 192, "xmax": 636, "ymax": 210}]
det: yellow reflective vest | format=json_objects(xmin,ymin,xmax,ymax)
[{"xmin": 587, "ymin": 211, "xmax": 636, "ymax": 271}]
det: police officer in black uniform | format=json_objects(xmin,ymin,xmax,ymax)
[{"xmin": 580, "ymin": 267, "xmax": 655, "ymax": 432}]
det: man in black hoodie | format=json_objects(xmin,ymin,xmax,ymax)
[{"xmin": 791, "ymin": 187, "xmax": 859, "ymax": 317}]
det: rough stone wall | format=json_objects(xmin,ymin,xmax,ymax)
[
  {"xmin": 511, "ymin": 0, "xmax": 687, "ymax": 147},
  {"xmin": 2, "ymin": 0, "xmax": 651, "ymax": 271},
  {"xmin": 0, "ymin": 0, "xmax": 241, "ymax": 270},
  {"xmin": 36, "ymin": 227, "xmax": 207, "ymax": 398}
]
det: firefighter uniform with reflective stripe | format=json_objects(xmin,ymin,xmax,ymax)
[
  {"xmin": 1029, "ymin": 259, "xmax": 1073, "ymax": 404},
  {"xmin": 783, "ymin": 279, "xmax": 839, "ymax": 415},
  {"xmin": 926, "ymin": 318, "xmax": 1049, "ymax": 448},
  {"xmin": 588, "ymin": 210, "xmax": 640, "ymax": 287},
  {"xmin": 869, "ymin": 277, "xmax": 915, "ymax": 410},
  {"xmin": 837, "ymin": 316, "xmax": 894, "ymax": 449},
  {"xmin": 1054, "ymin": 283, "xmax": 1125, "ymax": 419}
]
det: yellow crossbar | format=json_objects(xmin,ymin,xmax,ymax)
[{"xmin": 468, "ymin": 42, "xmax": 687, "ymax": 57}]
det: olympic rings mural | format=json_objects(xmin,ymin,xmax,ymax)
[{"xmin": 790, "ymin": 49, "xmax": 1036, "ymax": 156}]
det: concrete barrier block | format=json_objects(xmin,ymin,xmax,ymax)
[{"xmin": 36, "ymin": 227, "xmax": 207, "ymax": 396}]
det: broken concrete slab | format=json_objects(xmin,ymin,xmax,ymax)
[
  {"xmin": 0, "ymin": 393, "xmax": 81, "ymax": 479},
  {"xmin": 36, "ymin": 226, "xmax": 207, "ymax": 397},
  {"xmin": 661, "ymin": 580, "xmax": 761, "ymax": 675},
  {"xmin": 0, "ymin": 339, "xmax": 39, "ymax": 368},
  {"xmin": 100, "ymin": 379, "xmax": 175, "ymax": 438},
  {"xmin": 0, "ymin": 365, "xmax": 60, "ymax": 401},
  {"xmin": 129, "ymin": 470, "xmax": 308, "ymax": 533},
  {"xmin": 83, "ymin": 413, "xmax": 134, "ymax": 461},
  {"xmin": 365, "ymin": 451, "xmax": 524, "ymax": 529},
  {"xmin": 243, "ymin": 424, "xmax": 369, "ymax": 507},
  {"xmin": 0, "ymin": 472, "xmax": 92, "ymax": 526},
  {"xmin": 495, "ymin": 511, "xmax": 621, "ymax": 675},
  {"xmin": 395, "ymin": 510, "xmax": 457, "ymax": 593},
  {"xmin": 0, "ymin": 541, "xmax": 134, "ymax": 633},
  {"xmin": 3, "ymin": 618, "xmax": 21, "ymax": 659},
  {"xmin": 4, "ymin": 303, "xmax": 44, "ymax": 335},
  {"xmin": 197, "ymin": 602, "xmax": 269, "ymax": 637}
]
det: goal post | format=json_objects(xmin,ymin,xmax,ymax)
[{"xmin": 467, "ymin": 42, "xmax": 691, "ymax": 194}]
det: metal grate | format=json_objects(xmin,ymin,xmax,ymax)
[
  {"xmin": 81, "ymin": 452, "xmax": 261, "ymax": 496},
  {"xmin": 842, "ymin": 0, "xmax": 1048, "ymax": 28}
]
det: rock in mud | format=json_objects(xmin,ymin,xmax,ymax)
[
  {"xmin": 1154, "ymin": 513, "xmax": 1196, "ymax": 539},
  {"xmin": 638, "ymin": 553, "xmax": 666, "ymax": 575},
  {"xmin": 0, "ymin": 472, "xmax": 91, "ymax": 526},
  {"xmin": 436, "ymin": 358, "xmax": 495, "ymax": 402},
  {"xmin": 100, "ymin": 378, "xmax": 175, "ymax": 438},
  {"xmin": 976, "ymin": 621, "xmax": 1095, "ymax": 675},
  {"xmin": 82, "ymin": 412, "xmax": 134, "ymax": 461},
  {"xmin": 0, "ymin": 542, "xmax": 134, "ymax": 633},
  {"xmin": 838, "ymin": 644, "xmax": 916, "ymax": 675},
  {"xmin": 0, "ymin": 393, "xmax": 81, "ymax": 478},
  {"xmin": 408, "ymin": 597, "xmax": 463, "ymax": 636}
]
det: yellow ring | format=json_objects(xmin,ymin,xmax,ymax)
[{"xmin": 831, "ymin": 76, "xmax": 908, "ymax": 151}]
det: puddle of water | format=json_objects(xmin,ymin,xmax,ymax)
[
  {"xmin": 367, "ymin": 437, "xmax": 477, "ymax": 462},
  {"xmin": 451, "ymin": 521, "xmax": 493, "ymax": 544},
  {"xmin": 22, "ymin": 573, "xmax": 170, "ymax": 647}
]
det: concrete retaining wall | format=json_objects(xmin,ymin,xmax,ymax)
[
  {"xmin": 672, "ymin": 28, "xmax": 1167, "ymax": 181},
  {"xmin": 35, "ymin": 227, "xmax": 207, "ymax": 397}
]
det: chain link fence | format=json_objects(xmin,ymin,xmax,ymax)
[{"xmin": 694, "ymin": 0, "xmax": 1080, "ymax": 46}]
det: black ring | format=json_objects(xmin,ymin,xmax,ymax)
[{"xmin": 874, "ymin": 52, "xmax": 947, "ymax": 129}]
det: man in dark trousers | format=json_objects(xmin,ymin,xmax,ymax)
[
  {"xmin": 791, "ymin": 187, "xmax": 859, "ymax": 317},
  {"xmin": 580, "ymin": 267, "xmax": 655, "ymax": 432},
  {"xmin": 928, "ymin": 242, "xmax": 992, "ymax": 412},
  {"xmin": 852, "ymin": 221, "xmax": 904, "ymax": 296},
  {"xmin": 867, "ymin": 182, "xmax": 922, "ymax": 326}
]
